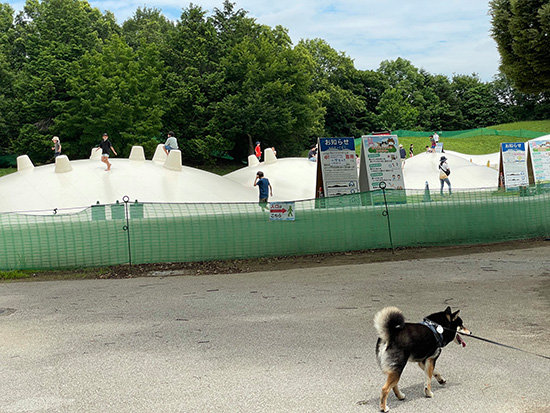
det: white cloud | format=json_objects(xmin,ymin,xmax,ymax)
[{"xmin": 5, "ymin": 0, "xmax": 500, "ymax": 80}]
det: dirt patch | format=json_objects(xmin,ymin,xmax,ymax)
[{"xmin": 17, "ymin": 238, "xmax": 546, "ymax": 281}]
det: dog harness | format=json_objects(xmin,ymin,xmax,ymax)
[{"xmin": 421, "ymin": 318, "xmax": 445, "ymax": 347}]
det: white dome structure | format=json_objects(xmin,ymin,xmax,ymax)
[
  {"xmin": 402, "ymin": 151, "xmax": 498, "ymax": 190},
  {"xmin": 226, "ymin": 151, "xmax": 499, "ymax": 197},
  {"xmin": 0, "ymin": 148, "xmax": 259, "ymax": 214},
  {"xmin": 445, "ymin": 150, "xmax": 500, "ymax": 169},
  {"xmin": 225, "ymin": 157, "xmax": 318, "ymax": 201},
  {"xmin": 1, "ymin": 145, "xmax": 503, "ymax": 214}
]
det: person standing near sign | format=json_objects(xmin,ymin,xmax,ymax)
[
  {"xmin": 308, "ymin": 145, "xmax": 317, "ymax": 162},
  {"xmin": 254, "ymin": 171, "xmax": 272, "ymax": 207},
  {"xmin": 439, "ymin": 156, "xmax": 451, "ymax": 196},
  {"xmin": 399, "ymin": 144, "xmax": 406, "ymax": 167}
]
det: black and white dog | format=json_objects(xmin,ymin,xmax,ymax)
[{"xmin": 374, "ymin": 306, "xmax": 470, "ymax": 412}]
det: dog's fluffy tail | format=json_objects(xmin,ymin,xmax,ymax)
[{"xmin": 374, "ymin": 307, "xmax": 405, "ymax": 342}]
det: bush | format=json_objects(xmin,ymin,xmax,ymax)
[{"xmin": 11, "ymin": 124, "xmax": 51, "ymax": 164}]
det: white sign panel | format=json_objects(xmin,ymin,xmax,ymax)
[
  {"xmin": 359, "ymin": 135, "xmax": 405, "ymax": 191},
  {"xmin": 318, "ymin": 137, "xmax": 359, "ymax": 197},
  {"xmin": 269, "ymin": 202, "xmax": 295, "ymax": 221},
  {"xmin": 528, "ymin": 138, "xmax": 550, "ymax": 185},
  {"xmin": 501, "ymin": 142, "xmax": 528, "ymax": 189}
]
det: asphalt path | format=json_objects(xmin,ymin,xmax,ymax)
[{"xmin": 1, "ymin": 245, "xmax": 549, "ymax": 413}]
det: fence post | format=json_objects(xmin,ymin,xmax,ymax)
[
  {"xmin": 122, "ymin": 195, "xmax": 132, "ymax": 266},
  {"xmin": 379, "ymin": 182, "xmax": 395, "ymax": 253}
]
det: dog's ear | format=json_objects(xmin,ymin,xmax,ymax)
[
  {"xmin": 451, "ymin": 310, "xmax": 460, "ymax": 321},
  {"xmin": 445, "ymin": 306, "xmax": 452, "ymax": 321}
]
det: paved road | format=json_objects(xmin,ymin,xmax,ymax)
[{"xmin": 1, "ymin": 245, "xmax": 549, "ymax": 413}]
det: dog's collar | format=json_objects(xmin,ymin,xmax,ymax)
[{"xmin": 421, "ymin": 318, "xmax": 445, "ymax": 347}]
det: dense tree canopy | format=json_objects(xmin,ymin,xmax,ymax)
[
  {"xmin": 490, "ymin": 0, "xmax": 550, "ymax": 93},
  {"xmin": 0, "ymin": 0, "xmax": 547, "ymax": 165}
]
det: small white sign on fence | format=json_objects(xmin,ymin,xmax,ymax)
[{"xmin": 269, "ymin": 202, "xmax": 295, "ymax": 221}]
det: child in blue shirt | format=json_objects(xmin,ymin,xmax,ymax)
[{"xmin": 253, "ymin": 171, "xmax": 272, "ymax": 203}]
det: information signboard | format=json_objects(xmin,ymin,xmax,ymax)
[
  {"xmin": 528, "ymin": 138, "xmax": 550, "ymax": 186},
  {"xmin": 499, "ymin": 142, "xmax": 528, "ymax": 189},
  {"xmin": 316, "ymin": 137, "xmax": 359, "ymax": 197},
  {"xmin": 359, "ymin": 135, "xmax": 405, "ymax": 191}
]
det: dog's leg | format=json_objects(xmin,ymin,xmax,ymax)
[
  {"xmin": 431, "ymin": 357, "xmax": 446, "ymax": 384},
  {"xmin": 423, "ymin": 358, "xmax": 435, "ymax": 398},
  {"xmin": 380, "ymin": 371, "xmax": 401, "ymax": 412},
  {"xmin": 433, "ymin": 370, "xmax": 446, "ymax": 385},
  {"xmin": 392, "ymin": 384, "xmax": 406, "ymax": 401}
]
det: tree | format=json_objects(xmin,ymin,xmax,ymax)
[
  {"xmin": 211, "ymin": 0, "xmax": 257, "ymax": 50},
  {"xmin": 376, "ymin": 87, "xmax": 419, "ymax": 130},
  {"xmin": 122, "ymin": 6, "xmax": 174, "ymax": 51},
  {"xmin": 490, "ymin": 0, "xmax": 550, "ymax": 93},
  {"xmin": 8, "ymin": 0, "xmax": 118, "ymax": 160},
  {"xmin": 11, "ymin": 124, "xmax": 50, "ymax": 163},
  {"xmin": 377, "ymin": 58, "xmax": 450, "ymax": 131},
  {"xmin": 57, "ymin": 35, "xmax": 165, "ymax": 158},
  {"xmin": 378, "ymin": 58, "xmax": 425, "ymax": 93},
  {"xmin": 421, "ymin": 74, "xmax": 460, "ymax": 130},
  {"xmin": 0, "ymin": 50, "xmax": 14, "ymax": 151},
  {"xmin": 0, "ymin": 3, "xmax": 15, "ymax": 151},
  {"xmin": 159, "ymin": 4, "xmax": 227, "ymax": 164},
  {"xmin": 296, "ymin": 38, "xmax": 368, "ymax": 137},
  {"xmin": 451, "ymin": 74, "xmax": 507, "ymax": 128},
  {"xmin": 213, "ymin": 25, "xmax": 323, "ymax": 159},
  {"xmin": 492, "ymin": 72, "xmax": 550, "ymax": 120}
]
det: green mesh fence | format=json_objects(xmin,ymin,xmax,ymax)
[
  {"xmin": 391, "ymin": 128, "xmax": 547, "ymax": 139},
  {"xmin": 1, "ymin": 188, "xmax": 550, "ymax": 270}
]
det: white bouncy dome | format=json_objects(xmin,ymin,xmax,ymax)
[
  {"xmin": 1, "ymin": 143, "xmax": 506, "ymax": 214},
  {"xmin": 1, "ymin": 145, "xmax": 261, "ymax": 214}
]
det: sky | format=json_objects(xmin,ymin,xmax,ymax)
[{"xmin": 6, "ymin": 0, "xmax": 501, "ymax": 81}]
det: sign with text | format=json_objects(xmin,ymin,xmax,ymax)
[
  {"xmin": 269, "ymin": 202, "xmax": 295, "ymax": 221},
  {"xmin": 528, "ymin": 138, "xmax": 550, "ymax": 186},
  {"xmin": 316, "ymin": 137, "xmax": 359, "ymax": 197},
  {"xmin": 359, "ymin": 135, "xmax": 405, "ymax": 191},
  {"xmin": 499, "ymin": 142, "xmax": 528, "ymax": 189}
]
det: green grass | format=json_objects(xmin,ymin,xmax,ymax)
[
  {"xmin": 397, "ymin": 135, "xmax": 529, "ymax": 155},
  {"xmin": 398, "ymin": 120, "xmax": 550, "ymax": 155},
  {"xmin": 359, "ymin": 135, "xmax": 517, "ymax": 156},
  {"xmin": 0, "ymin": 270, "xmax": 32, "ymax": 280},
  {"xmin": 490, "ymin": 120, "xmax": 550, "ymax": 132},
  {"xmin": 0, "ymin": 167, "xmax": 15, "ymax": 177},
  {"xmin": 0, "ymin": 267, "xmax": 110, "ymax": 282}
]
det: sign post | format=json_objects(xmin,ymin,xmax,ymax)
[
  {"xmin": 498, "ymin": 142, "xmax": 528, "ymax": 190},
  {"xmin": 358, "ymin": 135, "xmax": 406, "ymax": 205},
  {"xmin": 315, "ymin": 137, "xmax": 359, "ymax": 206}
]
